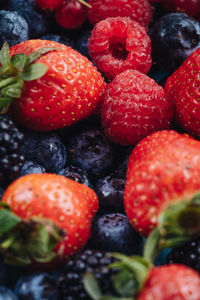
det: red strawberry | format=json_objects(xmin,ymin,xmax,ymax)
[
  {"xmin": 165, "ymin": 48, "xmax": 200, "ymax": 137},
  {"xmin": 0, "ymin": 173, "xmax": 99, "ymax": 266},
  {"xmin": 55, "ymin": 0, "xmax": 88, "ymax": 30},
  {"xmin": 101, "ymin": 70, "xmax": 173, "ymax": 145},
  {"xmin": 88, "ymin": 0, "xmax": 153, "ymax": 27},
  {"xmin": 124, "ymin": 130, "xmax": 200, "ymax": 237},
  {"xmin": 0, "ymin": 40, "xmax": 105, "ymax": 131},
  {"xmin": 138, "ymin": 264, "xmax": 200, "ymax": 300},
  {"xmin": 36, "ymin": 0, "xmax": 62, "ymax": 10}
]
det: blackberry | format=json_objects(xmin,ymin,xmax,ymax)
[
  {"xmin": 57, "ymin": 249, "xmax": 117, "ymax": 299},
  {"xmin": 167, "ymin": 236, "xmax": 200, "ymax": 273},
  {"xmin": 0, "ymin": 115, "xmax": 24, "ymax": 185}
]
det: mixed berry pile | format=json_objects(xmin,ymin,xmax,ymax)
[{"xmin": 0, "ymin": 0, "xmax": 200, "ymax": 299}]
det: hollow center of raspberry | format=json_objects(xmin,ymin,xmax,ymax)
[{"xmin": 109, "ymin": 38, "xmax": 128, "ymax": 61}]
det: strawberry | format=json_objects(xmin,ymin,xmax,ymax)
[
  {"xmin": 36, "ymin": 0, "xmax": 62, "ymax": 10},
  {"xmin": 165, "ymin": 48, "xmax": 200, "ymax": 137},
  {"xmin": 55, "ymin": 0, "xmax": 88, "ymax": 30},
  {"xmin": 84, "ymin": 254, "xmax": 200, "ymax": 300},
  {"xmin": 0, "ymin": 40, "xmax": 105, "ymax": 131},
  {"xmin": 0, "ymin": 173, "xmax": 99, "ymax": 266},
  {"xmin": 124, "ymin": 130, "xmax": 200, "ymax": 237}
]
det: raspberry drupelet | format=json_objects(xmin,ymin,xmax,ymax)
[{"xmin": 89, "ymin": 17, "xmax": 152, "ymax": 79}]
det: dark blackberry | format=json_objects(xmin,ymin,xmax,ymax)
[
  {"xmin": 14, "ymin": 273, "xmax": 59, "ymax": 300},
  {"xmin": 58, "ymin": 165, "xmax": 92, "ymax": 188},
  {"xmin": 57, "ymin": 249, "xmax": 117, "ymax": 300},
  {"xmin": 0, "ymin": 115, "xmax": 24, "ymax": 185},
  {"xmin": 95, "ymin": 172, "xmax": 125, "ymax": 213},
  {"xmin": 88, "ymin": 213, "xmax": 143, "ymax": 254},
  {"xmin": 167, "ymin": 236, "xmax": 200, "ymax": 273}
]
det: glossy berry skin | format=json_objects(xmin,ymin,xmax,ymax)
[
  {"xmin": 165, "ymin": 48, "xmax": 200, "ymax": 137},
  {"xmin": 4, "ymin": 0, "xmax": 49, "ymax": 38},
  {"xmin": 149, "ymin": 13, "xmax": 200, "ymax": 72},
  {"xmin": 0, "ymin": 287, "xmax": 17, "ymax": 300},
  {"xmin": 19, "ymin": 160, "xmax": 46, "ymax": 177},
  {"xmin": 162, "ymin": 0, "xmax": 200, "ymax": 18},
  {"xmin": 124, "ymin": 130, "xmax": 200, "ymax": 237},
  {"xmin": 67, "ymin": 128, "xmax": 116, "ymax": 181},
  {"xmin": 2, "ymin": 174, "xmax": 99, "ymax": 258},
  {"xmin": 55, "ymin": 0, "xmax": 87, "ymax": 30},
  {"xmin": 95, "ymin": 173, "xmax": 125, "ymax": 213},
  {"xmin": 14, "ymin": 273, "xmax": 58, "ymax": 300},
  {"xmin": 101, "ymin": 70, "xmax": 173, "ymax": 145},
  {"xmin": 58, "ymin": 165, "xmax": 92, "ymax": 188},
  {"xmin": 88, "ymin": 213, "xmax": 142, "ymax": 254},
  {"xmin": 138, "ymin": 264, "xmax": 200, "ymax": 300},
  {"xmin": 57, "ymin": 249, "xmax": 117, "ymax": 300},
  {"xmin": 36, "ymin": 0, "xmax": 62, "ymax": 10},
  {"xmin": 9, "ymin": 39, "xmax": 105, "ymax": 131},
  {"xmin": 20, "ymin": 131, "xmax": 66, "ymax": 173},
  {"xmin": 88, "ymin": 0, "xmax": 153, "ymax": 27},
  {"xmin": 167, "ymin": 236, "xmax": 200, "ymax": 273},
  {"xmin": 0, "ymin": 10, "xmax": 29, "ymax": 48},
  {"xmin": 89, "ymin": 17, "xmax": 152, "ymax": 79}
]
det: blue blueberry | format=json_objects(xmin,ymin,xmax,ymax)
[
  {"xmin": 14, "ymin": 273, "xmax": 58, "ymax": 300},
  {"xmin": 21, "ymin": 131, "xmax": 67, "ymax": 173},
  {"xmin": 19, "ymin": 160, "xmax": 46, "ymax": 177},
  {"xmin": 0, "ymin": 10, "xmax": 29, "ymax": 48},
  {"xmin": 67, "ymin": 128, "xmax": 116, "ymax": 181},
  {"xmin": 0, "ymin": 286, "xmax": 17, "ymax": 300},
  {"xmin": 95, "ymin": 172, "xmax": 125, "ymax": 213},
  {"xmin": 149, "ymin": 13, "xmax": 200, "ymax": 72},
  {"xmin": 58, "ymin": 165, "xmax": 92, "ymax": 188},
  {"xmin": 40, "ymin": 34, "xmax": 75, "ymax": 48},
  {"xmin": 88, "ymin": 213, "xmax": 143, "ymax": 254},
  {"xmin": 4, "ymin": 0, "xmax": 49, "ymax": 38},
  {"xmin": 76, "ymin": 30, "xmax": 91, "ymax": 59},
  {"xmin": 0, "ymin": 187, "xmax": 4, "ymax": 200}
]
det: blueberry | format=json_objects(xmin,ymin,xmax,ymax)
[
  {"xmin": 14, "ymin": 273, "xmax": 58, "ymax": 300},
  {"xmin": 0, "ymin": 286, "xmax": 17, "ymax": 300},
  {"xmin": 0, "ymin": 10, "xmax": 29, "ymax": 48},
  {"xmin": 88, "ymin": 213, "xmax": 143, "ymax": 254},
  {"xmin": 4, "ymin": 0, "xmax": 49, "ymax": 38},
  {"xmin": 19, "ymin": 160, "xmax": 46, "ymax": 177},
  {"xmin": 95, "ymin": 173, "xmax": 125, "ymax": 213},
  {"xmin": 40, "ymin": 34, "xmax": 75, "ymax": 49},
  {"xmin": 76, "ymin": 30, "xmax": 91, "ymax": 59},
  {"xmin": 0, "ymin": 187, "xmax": 4, "ymax": 200},
  {"xmin": 58, "ymin": 165, "xmax": 92, "ymax": 188},
  {"xmin": 149, "ymin": 13, "xmax": 200, "ymax": 72},
  {"xmin": 67, "ymin": 128, "xmax": 116, "ymax": 181},
  {"xmin": 21, "ymin": 131, "xmax": 67, "ymax": 173}
]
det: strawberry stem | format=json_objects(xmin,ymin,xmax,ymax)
[
  {"xmin": 78, "ymin": 0, "xmax": 92, "ymax": 8},
  {"xmin": 0, "ymin": 77, "xmax": 16, "ymax": 88}
]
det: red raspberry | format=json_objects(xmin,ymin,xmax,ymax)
[
  {"xmin": 88, "ymin": 0, "xmax": 153, "ymax": 27},
  {"xmin": 88, "ymin": 17, "xmax": 152, "ymax": 79},
  {"xmin": 101, "ymin": 69, "xmax": 173, "ymax": 145},
  {"xmin": 36, "ymin": 0, "xmax": 62, "ymax": 10},
  {"xmin": 55, "ymin": 0, "xmax": 87, "ymax": 30}
]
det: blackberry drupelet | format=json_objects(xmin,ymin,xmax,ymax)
[
  {"xmin": 57, "ymin": 249, "xmax": 118, "ymax": 299},
  {"xmin": 167, "ymin": 236, "xmax": 200, "ymax": 273},
  {"xmin": 0, "ymin": 115, "xmax": 24, "ymax": 185}
]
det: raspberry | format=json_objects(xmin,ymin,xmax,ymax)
[
  {"xmin": 55, "ymin": 0, "xmax": 87, "ymax": 30},
  {"xmin": 89, "ymin": 17, "xmax": 152, "ymax": 79},
  {"xmin": 88, "ymin": 0, "xmax": 153, "ymax": 27},
  {"xmin": 101, "ymin": 69, "xmax": 173, "ymax": 145}
]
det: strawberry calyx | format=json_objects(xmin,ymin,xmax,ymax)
[
  {"xmin": 84, "ymin": 254, "xmax": 152, "ymax": 300},
  {"xmin": 0, "ymin": 42, "xmax": 58, "ymax": 114},
  {"xmin": 144, "ymin": 191, "xmax": 200, "ymax": 263},
  {"xmin": 0, "ymin": 204, "xmax": 65, "ymax": 266}
]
